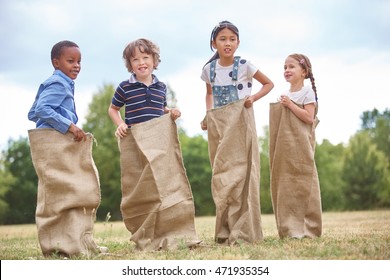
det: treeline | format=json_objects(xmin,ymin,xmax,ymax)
[{"xmin": 0, "ymin": 84, "xmax": 389, "ymax": 224}]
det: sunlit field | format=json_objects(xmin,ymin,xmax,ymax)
[{"xmin": 1, "ymin": 210, "xmax": 389, "ymax": 260}]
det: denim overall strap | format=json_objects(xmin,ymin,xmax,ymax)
[
  {"xmin": 210, "ymin": 59, "xmax": 217, "ymax": 83},
  {"xmin": 231, "ymin": 56, "xmax": 240, "ymax": 83},
  {"xmin": 210, "ymin": 57, "xmax": 241, "ymax": 108}
]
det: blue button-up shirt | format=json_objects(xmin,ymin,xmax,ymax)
[{"xmin": 28, "ymin": 70, "xmax": 79, "ymax": 134}]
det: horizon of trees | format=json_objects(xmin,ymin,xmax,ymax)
[{"xmin": 0, "ymin": 84, "xmax": 389, "ymax": 224}]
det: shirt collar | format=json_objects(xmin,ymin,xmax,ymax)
[
  {"xmin": 53, "ymin": 69, "xmax": 75, "ymax": 85},
  {"xmin": 129, "ymin": 74, "xmax": 159, "ymax": 85}
]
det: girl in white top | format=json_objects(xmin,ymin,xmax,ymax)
[
  {"xmin": 200, "ymin": 20, "xmax": 273, "ymax": 130},
  {"xmin": 279, "ymin": 53, "xmax": 318, "ymax": 124},
  {"xmin": 200, "ymin": 20, "xmax": 274, "ymax": 245},
  {"xmin": 272, "ymin": 53, "xmax": 322, "ymax": 239}
]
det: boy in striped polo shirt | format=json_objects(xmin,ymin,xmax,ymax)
[
  {"xmin": 108, "ymin": 39, "xmax": 201, "ymax": 251},
  {"xmin": 108, "ymin": 38, "xmax": 181, "ymax": 137}
]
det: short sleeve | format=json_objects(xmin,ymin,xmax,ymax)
[
  {"xmin": 201, "ymin": 63, "xmax": 211, "ymax": 84},
  {"xmin": 246, "ymin": 60, "xmax": 258, "ymax": 78},
  {"xmin": 111, "ymin": 84, "xmax": 125, "ymax": 108},
  {"xmin": 304, "ymin": 87, "xmax": 316, "ymax": 105}
]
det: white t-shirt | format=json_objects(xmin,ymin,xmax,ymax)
[
  {"xmin": 201, "ymin": 58, "xmax": 258, "ymax": 100},
  {"xmin": 284, "ymin": 85, "xmax": 316, "ymax": 105}
]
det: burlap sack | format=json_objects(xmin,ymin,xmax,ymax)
[
  {"xmin": 206, "ymin": 99, "xmax": 263, "ymax": 244},
  {"xmin": 28, "ymin": 128, "xmax": 101, "ymax": 257},
  {"xmin": 119, "ymin": 114, "xmax": 200, "ymax": 251},
  {"xmin": 269, "ymin": 102, "xmax": 322, "ymax": 238}
]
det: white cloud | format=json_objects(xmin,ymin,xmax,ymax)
[
  {"xmin": 307, "ymin": 49, "xmax": 390, "ymax": 144},
  {"xmin": 12, "ymin": 1, "xmax": 76, "ymax": 33},
  {"xmin": 164, "ymin": 58, "xmax": 207, "ymax": 137},
  {"xmin": 0, "ymin": 0, "xmax": 389, "ymax": 149},
  {"xmin": 0, "ymin": 79, "xmax": 36, "ymax": 150}
]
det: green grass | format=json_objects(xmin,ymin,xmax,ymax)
[{"xmin": 0, "ymin": 210, "xmax": 389, "ymax": 260}]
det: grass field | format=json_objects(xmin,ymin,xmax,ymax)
[{"xmin": 0, "ymin": 210, "xmax": 389, "ymax": 260}]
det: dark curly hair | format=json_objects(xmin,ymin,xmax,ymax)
[{"xmin": 51, "ymin": 40, "xmax": 79, "ymax": 61}]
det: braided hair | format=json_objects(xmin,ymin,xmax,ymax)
[
  {"xmin": 288, "ymin": 53, "xmax": 318, "ymax": 102},
  {"xmin": 203, "ymin": 20, "xmax": 240, "ymax": 68}
]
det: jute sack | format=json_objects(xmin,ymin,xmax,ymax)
[
  {"xmin": 206, "ymin": 99, "xmax": 263, "ymax": 244},
  {"xmin": 269, "ymin": 102, "xmax": 322, "ymax": 238},
  {"xmin": 119, "ymin": 114, "xmax": 200, "ymax": 251},
  {"xmin": 28, "ymin": 128, "xmax": 101, "ymax": 256}
]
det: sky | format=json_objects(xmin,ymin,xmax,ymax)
[{"xmin": 1, "ymin": 0, "xmax": 389, "ymax": 151}]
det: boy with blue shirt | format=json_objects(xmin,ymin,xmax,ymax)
[
  {"xmin": 28, "ymin": 40, "xmax": 86, "ymax": 141},
  {"xmin": 28, "ymin": 40, "xmax": 106, "ymax": 257}
]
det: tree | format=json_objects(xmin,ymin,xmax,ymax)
[
  {"xmin": 259, "ymin": 126, "xmax": 273, "ymax": 214},
  {"xmin": 179, "ymin": 133, "xmax": 214, "ymax": 216},
  {"xmin": 359, "ymin": 108, "xmax": 390, "ymax": 208},
  {"xmin": 83, "ymin": 84, "xmax": 122, "ymax": 221},
  {"xmin": 0, "ymin": 160, "xmax": 14, "ymax": 224},
  {"xmin": 166, "ymin": 83, "xmax": 178, "ymax": 108},
  {"xmin": 360, "ymin": 108, "xmax": 390, "ymax": 164},
  {"xmin": 342, "ymin": 131, "xmax": 390, "ymax": 209},
  {"xmin": 2, "ymin": 137, "xmax": 37, "ymax": 224},
  {"xmin": 315, "ymin": 139, "xmax": 346, "ymax": 211}
]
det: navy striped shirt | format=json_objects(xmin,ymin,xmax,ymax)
[{"xmin": 111, "ymin": 75, "xmax": 167, "ymax": 127}]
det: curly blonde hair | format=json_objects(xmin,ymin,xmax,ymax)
[{"xmin": 122, "ymin": 38, "xmax": 161, "ymax": 73}]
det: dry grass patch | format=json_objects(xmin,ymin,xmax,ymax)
[{"xmin": 0, "ymin": 210, "xmax": 389, "ymax": 260}]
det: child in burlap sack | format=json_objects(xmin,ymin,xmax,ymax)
[
  {"xmin": 28, "ymin": 40, "xmax": 107, "ymax": 257},
  {"xmin": 108, "ymin": 38, "xmax": 200, "ymax": 251},
  {"xmin": 200, "ymin": 21, "xmax": 274, "ymax": 245},
  {"xmin": 269, "ymin": 53, "xmax": 322, "ymax": 239}
]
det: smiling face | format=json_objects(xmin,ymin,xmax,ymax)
[
  {"xmin": 130, "ymin": 46, "xmax": 155, "ymax": 84},
  {"xmin": 212, "ymin": 27, "xmax": 240, "ymax": 63},
  {"xmin": 52, "ymin": 46, "xmax": 81, "ymax": 80},
  {"xmin": 284, "ymin": 56, "xmax": 306, "ymax": 85}
]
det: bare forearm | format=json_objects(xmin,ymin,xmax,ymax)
[
  {"xmin": 287, "ymin": 103, "xmax": 315, "ymax": 124},
  {"xmin": 251, "ymin": 70, "xmax": 274, "ymax": 102},
  {"xmin": 108, "ymin": 106, "xmax": 125, "ymax": 126},
  {"xmin": 252, "ymin": 82, "xmax": 274, "ymax": 102},
  {"xmin": 205, "ymin": 92, "xmax": 213, "ymax": 110}
]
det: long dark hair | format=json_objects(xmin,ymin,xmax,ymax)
[{"xmin": 203, "ymin": 20, "xmax": 239, "ymax": 68}]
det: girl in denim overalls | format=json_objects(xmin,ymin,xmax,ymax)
[
  {"xmin": 200, "ymin": 21, "xmax": 274, "ymax": 126},
  {"xmin": 200, "ymin": 21, "xmax": 274, "ymax": 244}
]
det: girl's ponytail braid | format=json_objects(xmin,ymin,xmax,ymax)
[
  {"xmin": 298, "ymin": 54, "xmax": 318, "ymax": 102},
  {"xmin": 309, "ymin": 73, "xmax": 318, "ymax": 102}
]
